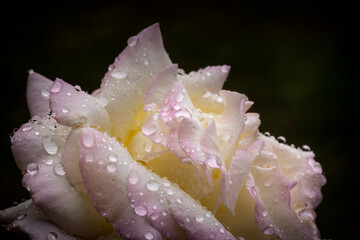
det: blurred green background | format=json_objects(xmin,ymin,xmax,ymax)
[{"xmin": 1, "ymin": 1, "xmax": 358, "ymax": 239}]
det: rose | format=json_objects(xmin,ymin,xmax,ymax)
[{"xmin": 0, "ymin": 23, "xmax": 326, "ymax": 240}]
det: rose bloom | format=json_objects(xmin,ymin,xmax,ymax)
[{"xmin": 0, "ymin": 24, "xmax": 326, "ymax": 240}]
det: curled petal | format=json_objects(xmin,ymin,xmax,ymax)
[
  {"xmin": 78, "ymin": 127, "xmax": 236, "ymax": 240},
  {"xmin": 247, "ymin": 150, "xmax": 316, "ymax": 239},
  {"xmin": 217, "ymin": 90, "xmax": 247, "ymax": 158},
  {"xmin": 144, "ymin": 64, "xmax": 178, "ymax": 106},
  {"xmin": 26, "ymin": 70, "xmax": 53, "ymax": 118},
  {"xmin": 98, "ymin": 23, "xmax": 172, "ymax": 141},
  {"xmin": 0, "ymin": 200, "xmax": 77, "ymax": 240},
  {"xmin": 49, "ymin": 78, "xmax": 111, "ymax": 129},
  {"xmin": 228, "ymin": 140, "xmax": 264, "ymax": 214}
]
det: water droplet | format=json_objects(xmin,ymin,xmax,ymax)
[
  {"xmin": 107, "ymin": 163, "xmax": 117, "ymax": 173},
  {"xmin": 146, "ymin": 212, "xmax": 158, "ymax": 222},
  {"xmin": 262, "ymin": 210, "xmax": 268, "ymax": 217},
  {"xmin": 144, "ymin": 141, "xmax": 152, "ymax": 153},
  {"xmin": 144, "ymin": 232, "xmax": 154, "ymax": 240},
  {"xmin": 176, "ymin": 93, "xmax": 184, "ymax": 102},
  {"xmin": 142, "ymin": 123, "xmax": 157, "ymax": 136},
  {"xmin": 134, "ymin": 205, "xmax": 147, "ymax": 216},
  {"xmin": 85, "ymin": 153, "xmax": 94, "ymax": 162},
  {"xmin": 17, "ymin": 213, "xmax": 27, "ymax": 220},
  {"xmin": 42, "ymin": 136, "xmax": 58, "ymax": 155},
  {"xmin": 108, "ymin": 64, "xmax": 114, "ymax": 71},
  {"xmin": 50, "ymin": 81, "xmax": 62, "ymax": 93},
  {"xmin": 146, "ymin": 181, "xmax": 159, "ymax": 191},
  {"xmin": 34, "ymin": 131, "xmax": 40, "ymax": 136},
  {"xmin": 202, "ymin": 91, "xmax": 212, "ymax": 98},
  {"xmin": 22, "ymin": 123, "xmax": 34, "ymax": 132},
  {"xmin": 82, "ymin": 134, "xmax": 94, "ymax": 148},
  {"xmin": 302, "ymin": 145, "xmax": 311, "ymax": 151},
  {"xmin": 216, "ymin": 96, "xmax": 223, "ymax": 103},
  {"xmin": 46, "ymin": 232, "xmax": 58, "ymax": 240},
  {"xmin": 46, "ymin": 159, "xmax": 53, "ymax": 165},
  {"xmin": 127, "ymin": 36, "xmax": 139, "ymax": 47},
  {"xmin": 111, "ymin": 71, "xmax": 128, "ymax": 79},
  {"xmin": 209, "ymin": 233, "xmax": 215, "ymax": 239},
  {"xmin": 41, "ymin": 89, "xmax": 50, "ymax": 97},
  {"xmin": 175, "ymin": 109, "xmax": 191, "ymax": 118},
  {"xmin": 109, "ymin": 154, "xmax": 117, "ymax": 162},
  {"xmin": 221, "ymin": 131, "xmax": 231, "ymax": 141},
  {"xmin": 53, "ymin": 163, "xmax": 65, "ymax": 176},
  {"xmin": 263, "ymin": 225, "xmax": 274, "ymax": 235},
  {"xmin": 61, "ymin": 108, "xmax": 69, "ymax": 114},
  {"xmin": 277, "ymin": 136, "xmax": 286, "ymax": 143},
  {"xmin": 206, "ymin": 72, "xmax": 212, "ymax": 77},
  {"xmin": 163, "ymin": 182, "xmax": 170, "ymax": 187},
  {"xmin": 128, "ymin": 171, "xmax": 140, "ymax": 185},
  {"xmin": 176, "ymin": 197, "xmax": 183, "ymax": 204},
  {"xmin": 144, "ymin": 60, "xmax": 150, "ymax": 66},
  {"xmin": 263, "ymin": 177, "xmax": 273, "ymax": 187},
  {"xmin": 196, "ymin": 215, "xmax": 204, "ymax": 222},
  {"xmin": 298, "ymin": 209, "xmax": 315, "ymax": 220},
  {"xmin": 66, "ymin": 92, "xmax": 71, "ymax": 96},
  {"xmin": 264, "ymin": 132, "xmax": 271, "ymax": 137},
  {"xmin": 219, "ymin": 228, "xmax": 225, "ymax": 233},
  {"xmin": 166, "ymin": 188, "xmax": 174, "ymax": 195}
]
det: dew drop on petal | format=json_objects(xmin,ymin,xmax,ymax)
[
  {"xmin": 302, "ymin": 145, "xmax": 311, "ymax": 151},
  {"xmin": 41, "ymin": 89, "xmax": 50, "ymax": 97},
  {"xmin": 127, "ymin": 36, "xmax": 139, "ymax": 47},
  {"xmin": 263, "ymin": 225, "xmax": 274, "ymax": 235},
  {"xmin": 61, "ymin": 108, "xmax": 69, "ymax": 114},
  {"xmin": 263, "ymin": 177, "xmax": 273, "ymax": 187},
  {"xmin": 277, "ymin": 136, "xmax": 286, "ymax": 143},
  {"xmin": 17, "ymin": 213, "xmax": 27, "ymax": 220},
  {"xmin": 196, "ymin": 215, "xmax": 204, "ymax": 222},
  {"xmin": 50, "ymin": 81, "xmax": 62, "ymax": 93},
  {"xmin": 166, "ymin": 188, "xmax": 174, "ymax": 195},
  {"xmin": 128, "ymin": 171, "xmax": 140, "ymax": 185},
  {"xmin": 46, "ymin": 232, "xmax": 58, "ymax": 240},
  {"xmin": 82, "ymin": 134, "xmax": 94, "ymax": 148},
  {"xmin": 85, "ymin": 153, "xmax": 94, "ymax": 162},
  {"xmin": 146, "ymin": 181, "xmax": 160, "ymax": 191},
  {"xmin": 150, "ymin": 212, "xmax": 160, "ymax": 220},
  {"xmin": 176, "ymin": 197, "xmax": 183, "ymax": 204},
  {"xmin": 111, "ymin": 71, "xmax": 128, "ymax": 79},
  {"xmin": 298, "ymin": 209, "xmax": 316, "ymax": 220},
  {"xmin": 175, "ymin": 109, "xmax": 191, "ymax": 118},
  {"xmin": 42, "ymin": 136, "xmax": 58, "ymax": 155},
  {"xmin": 176, "ymin": 93, "xmax": 184, "ymax": 102},
  {"xmin": 109, "ymin": 154, "xmax": 118, "ymax": 162},
  {"xmin": 107, "ymin": 163, "xmax": 117, "ymax": 173},
  {"xmin": 142, "ymin": 123, "xmax": 157, "ymax": 136},
  {"xmin": 53, "ymin": 163, "xmax": 65, "ymax": 176},
  {"xmin": 144, "ymin": 141, "xmax": 152, "ymax": 153},
  {"xmin": 144, "ymin": 231, "xmax": 154, "ymax": 240},
  {"xmin": 134, "ymin": 205, "xmax": 148, "ymax": 216}
]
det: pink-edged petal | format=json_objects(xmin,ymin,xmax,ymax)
[
  {"xmin": 11, "ymin": 117, "xmax": 111, "ymax": 238},
  {"xmin": 247, "ymin": 150, "xmax": 315, "ymax": 239},
  {"xmin": 142, "ymin": 113, "xmax": 168, "ymax": 147},
  {"xmin": 228, "ymin": 140, "xmax": 264, "ymax": 214},
  {"xmin": 160, "ymin": 81, "xmax": 198, "ymax": 123},
  {"xmin": 78, "ymin": 128, "xmax": 236, "ymax": 240},
  {"xmin": 144, "ymin": 64, "xmax": 178, "ymax": 106},
  {"xmin": 11, "ymin": 116, "xmax": 70, "ymax": 174},
  {"xmin": 217, "ymin": 90, "xmax": 247, "ymax": 158},
  {"xmin": 49, "ymin": 78, "xmax": 111, "ymax": 129},
  {"xmin": 178, "ymin": 66, "xmax": 230, "ymax": 113},
  {"xmin": 260, "ymin": 134, "xmax": 326, "ymax": 210},
  {"xmin": 26, "ymin": 70, "xmax": 53, "ymax": 118},
  {"xmin": 98, "ymin": 23, "xmax": 172, "ymax": 140},
  {"xmin": 0, "ymin": 200, "xmax": 77, "ymax": 240}
]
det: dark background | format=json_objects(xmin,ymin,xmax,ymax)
[{"xmin": 1, "ymin": 1, "xmax": 358, "ymax": 239}]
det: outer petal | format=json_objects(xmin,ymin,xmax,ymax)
[
  {"xmin": 247, "ymin": 150, "xmax": 315, "ymax": 239},
  {"xmin": 49, "ymin": 78, "xmax": 111, "ymax": 129},
  {"xmin": 26, "ymin": 70, "xmax": 53, "ymax": 118},
  {"xmin": 78, "ymin": 128, "xmax": 236, "ymax": 240},
  {"xmin": 98, "ymin": 23, "xmax": 172, "ymax": 140},
  {"xmin": 0, "ymin": 200, "xmax": 77, "ymax": 240},
  {"xmin": 11, "ymin": 117, "xmax": 111, "ymax": 239}
]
